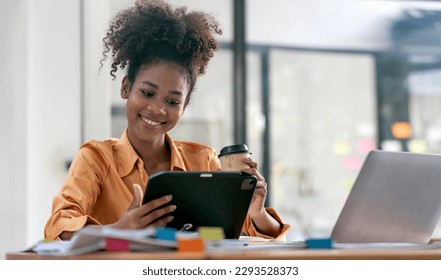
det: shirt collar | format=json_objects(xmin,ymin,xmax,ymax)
[
  {"xmin": 165, "ymin": 133, "xmax": 186, "ymax": 171},
  {"xmin": 115, "ymin": 129, "xmax": 187, "ymax": 177},
  {"xmin": 115, "ymin": 129, "xmax": 141, "ymax": 178}
]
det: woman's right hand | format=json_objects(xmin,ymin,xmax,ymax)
[{"xmin": 111, "ymin": 183, "xmax": 176, "ymax": 229}]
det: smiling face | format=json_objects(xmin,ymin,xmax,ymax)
[{"xmin": 121, "ymin": 62, "xmax": 190, "ymax": 146}]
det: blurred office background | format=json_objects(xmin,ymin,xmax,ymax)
[{"xmin": 2, "ymin": 0, "xmax": 441, "ymax": 256}]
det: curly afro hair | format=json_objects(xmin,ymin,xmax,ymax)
[{"xmin": 100, "ymin": 0, "xmax": 222, "ymax": 97}]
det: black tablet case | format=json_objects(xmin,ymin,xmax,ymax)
[{"xmin": 142, "ymin": 171, "xmax": 257, "ymax": 239}]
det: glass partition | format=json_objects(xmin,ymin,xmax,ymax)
[{"xmin": 109, "ymin": 0, "xmax": 441, "ymax": 240}]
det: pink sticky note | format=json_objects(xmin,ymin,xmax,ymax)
[
  {"xmin": 342, "ymin": 156, "xmax": 362, "ymax": 171},
  {"xmin": 356, "ymin": 139, "xmax": 375, "ymax": 154},
  {"xmin": 105, "ymin": 238, "xmax": 130, "ymax": 252}
]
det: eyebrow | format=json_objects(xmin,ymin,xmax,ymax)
[{"xmin": 141, "ymin": 81, "xmax": 184, "ymax": 96}]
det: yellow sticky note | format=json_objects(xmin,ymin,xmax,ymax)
[{"xmin": 198, "ymin": 227, "xmax": 225, "ymax": 241}]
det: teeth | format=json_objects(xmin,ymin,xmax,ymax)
[{"xmin": 140, "ymin": 116, "xmax": 161, "ymax": 126}]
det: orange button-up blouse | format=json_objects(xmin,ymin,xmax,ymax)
[{"xmin": 44, "ymin": 130, "xmax": 290, "ymax": 240}]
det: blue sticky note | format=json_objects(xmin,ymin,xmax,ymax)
[
  {"xmin": 156, "ymin": 227, "xmax": 177, "ymax": 241},
  {"xmin": 306, "ymin": 238, "xmax": 333, "ymax": 249}
]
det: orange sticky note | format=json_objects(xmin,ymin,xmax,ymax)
[
  {"xmin": 105, "ymin": 238, "xmax": 130, "ymax": 252},
  {"xmin": 177, "ymin": 238, "xmax": 204, "ymax": 252},
  {"xmin": 391, "ymin": 122, "xmax": 412, "ymax": 139}
]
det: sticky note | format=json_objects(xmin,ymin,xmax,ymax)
[
  {"xmin": 380, "ymin": 140, "xmax": 402, "ymax": 152},
  {"xmin": 342, "ymin": 156, "xmax": 362, "ymax": 171},
  {"xmin": 391, "ymin": 122, "xmax": 412, "ymax": 139},
  {"xmin": 156, "ymin": 227, "xmax": 177, "ymax": 241},
  {"xmin": 306, "ymin": 238, "xmax": 333, "ymax": 249},
  {"xmin": 177, "ymin": 238, "xmax": 205, "ymax": 252},
  {"xmin": 332, "ymin": 141, "xmax": 351, "ymax": 155},
  {"xmin": 198, "ymin": 227, "xmax": 225, "ymax": 241},
  {"xmin": 356, "ymin": 139, "xmax": 375, "ymax": 155},
  {"xmin": 408, "ymin": 139, "xmax": 427, "ymax": 153},
  {"xmin": 105, "ymin": 238, "xmax": 130, "ymax": 252}
]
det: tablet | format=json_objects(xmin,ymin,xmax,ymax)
[{"xmin": 142, "ymin": 171, "xmax": 257, "ymax": 239}]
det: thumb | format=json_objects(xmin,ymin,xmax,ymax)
[{"xmin": 128, "ymin": 183, "xmax": 143, "ymax": 210}]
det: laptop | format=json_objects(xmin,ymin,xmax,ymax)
[
  {"xmin": 142, "ymin": 171, "xmax": 257, "ymax": 239},
  {"xmin": 331, "ymin": 150, "xmax": 441, "ymax": 245}
]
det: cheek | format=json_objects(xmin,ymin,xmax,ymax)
[
  {"xmin": 159, "ymin": 109, "xmax": 182, "ymax": 130},
  {"xmin": 125, "ymin": 98, "xmax": 142, "ymax": 120},
  {"xmin": 168, "ymin": 107, "xmax": 185, "ymax": 121},
  {"xmin": 126, "ymin": 95, "xmax": 142, "ymax": 109}
]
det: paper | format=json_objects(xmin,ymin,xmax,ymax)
[
  {"xmin": 204, "ymin": 237, "xmax": 306, "ymax": 252},
  {"xmin": 30, "ymin": 226, "xmax": 176, "ymax": 255}
]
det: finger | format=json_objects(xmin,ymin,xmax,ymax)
[
  {"xmin": 242, "ymin": 167, "xmax": 266, "ymax": 182},
  {"xmin": 256, "ymin": 173, "xmax": 266, "ymax": 182},
  {"xmin": 255, "ymin": 181, "xmax": 267, "ymax": 189},
  {"xmin": 142, "ymin": 195, "xmax": 173, "ymax": 214},
  {"xmin": 128, "ymin": 183, "xmax": 143, "ymax": 210},
  {"xmin": 243, "ymin": 157, "xmax": 258, "ymax": 168},
  {"xmin": 140, "ymin": 204, "xmax": 176, "ymax": 226},
  {"xmin": 148, "ymin": 215, "xmax": 175, "ymax": 228},
  {"xmin": 254, "ymin": 188, "xmax": 267, "ymax": 198},
  {"xmin": 254, "ymin": 181, "xmax": 267, "ymax": 195}
]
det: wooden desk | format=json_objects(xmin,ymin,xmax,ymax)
[{"xmin": 6, "ymin": 247, "xmax": 441, "ymax": 260}]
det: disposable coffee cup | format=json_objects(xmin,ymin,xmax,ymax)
[{"xmin": 218, "ymin": 144, "xmax": 251, "ymax": 171}]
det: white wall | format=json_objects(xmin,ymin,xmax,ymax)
[
  {"xmin": 0, "ymin": 0, "xmax": 83, "ymax": 257},
  {"xmin": 0, "ymin": 0, "xmax": 28, "ymax": 255},
  {"xmin": 26, "ymin": 0, "xmax": 82, "ymax": 247},
  {"xmin": 0, "ymin": 0, "xmax": 116, "ymax": 258},
  {"xmin": 83, "ymin": 1, "xmax": 112, "ymax": 142}
]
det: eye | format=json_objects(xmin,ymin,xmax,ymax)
[
  {"xmin": 167, "ymin": 99, "xmax": 181, "ymax": 106},
  {"xmin": 141, "ymin": 90, "xmax": 154, "ymax": 97}
]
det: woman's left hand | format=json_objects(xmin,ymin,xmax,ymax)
[{"xmin": 241, "ymin": 158, "xmax": 267, "ymax": 219}]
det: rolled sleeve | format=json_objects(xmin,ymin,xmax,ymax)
[{"xmin": 242, "ymin": 207, "xmax": 291, "ymax": 240}]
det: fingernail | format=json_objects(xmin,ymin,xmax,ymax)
[
  {"xmin": 167, "ymin": 216, "xmax": 174, "ymax": 222},
  {"xmin": 170, "ymin": 205, "xmax": 177, "ymax": 211},
  {"xmin": 165, "ymin": 195, "xmax": 173, "ymax": 201}
]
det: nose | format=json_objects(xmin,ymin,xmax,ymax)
[{"xmin": 147, "ymin": 104, "xmax": 166, "ymax": 115}]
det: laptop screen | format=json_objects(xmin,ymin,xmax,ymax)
[{"xmin": 331, "ymin": 150, "xmax": 441, "ymax": 244}]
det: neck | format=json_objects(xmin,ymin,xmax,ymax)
[{"xmin": 127, "ymin": 131, "xmax": 171, "ymax": 174}]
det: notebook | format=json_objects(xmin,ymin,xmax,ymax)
[
  {"xmin": 331, "ymin": 150, "xmax": 441, "ymax": 245},
  {"xmin": 142, "ymin": 171, "xmax": 257, "ymax": 239}
]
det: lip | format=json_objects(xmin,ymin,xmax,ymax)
[{"xmin": 139, "ymin": 115, "xmax": 165, "ymax": 127}]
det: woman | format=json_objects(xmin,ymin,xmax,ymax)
[{"xmin": 44, "ymin": 0, "xmax": 290, "ymax": 241}]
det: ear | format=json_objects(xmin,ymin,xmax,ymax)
[{"xmin": 121, "ymin": 76, "xmax": 130, "ymax": 99}]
